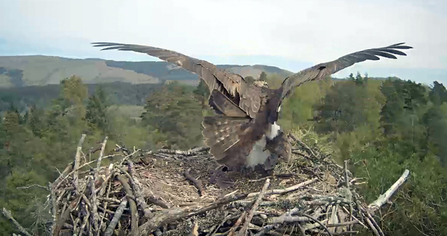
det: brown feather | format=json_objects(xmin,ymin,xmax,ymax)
[
  {"xmin": 280, "ymin": 42, "xmax": 413, "ymax": 100},
  {"xmin": 208, "ymin": 90, "xmax": 248, "ymax": 118},
  {"xmin": 91, "ymin": 42, "xmax": 261, "ymax": 119},
  {"xmin": 201, "ymin": 116, "xmax": 258, "ymax": 169}
]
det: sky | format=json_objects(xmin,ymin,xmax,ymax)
[{"xmin": 0, "ymin": 0, "xmax": 446, "ymax": 85}]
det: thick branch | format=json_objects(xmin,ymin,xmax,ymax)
[
  {"xmin": 117, "ymin": 175, "xmax": 139, "ymax": 236},
  {"xmin": 73, "ymin": 134, "xmax": 86, "ymax": 195},
  {"xmin": 104, "ymin": 198, "xmax": 128, "ymax": 236},
  {"xmin": 368, "ymin": 169, "xmax": 410, "ymax": 213},
  {"xmin": 2, "ymin": 208, "xmax": 32, "ymax": 236}
]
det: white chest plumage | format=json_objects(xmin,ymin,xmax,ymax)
[{"xmin": 246, "ymin": 105, "xmax": 282, "ymax": 167}]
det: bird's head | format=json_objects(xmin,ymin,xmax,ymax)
[{"xmin": 253, "ymin": 80, "xmax": 269, "ymax": 88}]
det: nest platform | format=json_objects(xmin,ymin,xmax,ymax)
[{"xmin": 33, "ymin": 134, "xmax": 409, "ymax": 236}]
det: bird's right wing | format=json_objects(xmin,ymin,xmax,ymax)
[
  {"xmin": 92, "ymin": 42, "xmax": 261, "ymax": 118},
  {"xmin": 279, "ymin": 42, "xmax": 413, "ymax": 100}
]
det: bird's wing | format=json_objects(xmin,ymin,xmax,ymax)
[
  {"xmin": 92, "ymin": 42, "xmax": 261, "ymax": 118},
  {"xmin": 279, "ymin": 42, "xmax": 413, "ymax": 100}
]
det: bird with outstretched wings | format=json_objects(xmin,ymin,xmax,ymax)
[{"xmin": 92, "ymin": 42, "xmax": 412, "ymax": 171}]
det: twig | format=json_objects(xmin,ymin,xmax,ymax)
[
  {"xmin": 117, "ymin": 175, "xmax": 139, "ymax": 236},
  {"xmin": 368, "ymin": 169, "xmax": 410, "ymax": 213},
  {"xmin": 288, "ymin": 133, "xmax": 318, "ymax": 158},
  {"xmin": 16, "ymin": 184, "xmax": 49, "ymax": 191},
  {"xmin": 247, "ymin": 178, "xmax": 317, "ymax": 198},
  {"xmin": 157, "ymin": 146, "xmax": 209, "ymax": 156},
  {"xmin": 184, "ymin": 169, "xmax": 205, "ymax": 196},
  {"xmin": 73, "ymin": 134, "xmax": 86, "ymax": 195},
  {"xmin": 228, "ymin": 212, "xmax": 246, "ymax": 236},
  {"xmin": 49, "ymin": 182, "xmax": 57, "ymax": 235},
  {"xmin": 97, "ymin": 179, "xmax": 112, "ymax": 236},
  {"xmin": 239, "ymin": 178, "xmax": 270, "ymax": 236},
  {"xmin": 138, "ymin": 193, "xmax": 249, "ymax": 235},
  {"xmin": 191, "ymin": 221, "xmax": 199, "ymax": 236},
  {"xmin": 2, "ymin": 208, "xmax": 32, "ymax": 236},
  {"xmin": 344, "ymin": 160, "xmax": 349, "ymax": 188},
  {"xmin": 299, "ymin": 212, "xmax": 332, "ymax": 235},
  {"xmin": 127, "ymin": 160, "xmax": 154, "ymax": 218},
  {"xmin": 89, "ymin": 175, "xmax": 99, "ymax": 232},
  {"xmin": 95, "ymin": 136, "xmax": 108, "ymax": 171},
  {"xmin": 90, "ymin": 136, "xmax": 107, "ymax": 232},
  {"xmin": 54, "ymin": 154, "xmax": 116, "ymax": 190},
  {"xmin": 104, "ymin": 198, "xmax": 128, "ymax": 236}
]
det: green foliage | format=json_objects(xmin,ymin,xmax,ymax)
[
  {"xmin": 349, "ymin": 145, "xmax": 447, "ymax": 235},
  {"xmin": 259, "ymin": 71, "xmax": 267, "ymax": 81},
  {"xmin": 141, "ymin": 82, "xmax": 204, "ymax": 149},
  {"xmin": 429, "ymin": 81, "xmax": 447, "ymax": 106},
  {"xmin": 0, "ymin": 76, "xmax": 209, "ymax": 235},
  {"xmin": 86, "ymin": 86, "xmax": 110, "ymax": 131},
  {"xmin": 1, "ymin": 68, "xmax": 447, "ymax": 235}
]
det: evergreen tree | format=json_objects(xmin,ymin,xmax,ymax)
[
  {"xmin": 86, "ymin": 86, "xmax": 110, "ymax": 131},
  {"xmin": 259, "ymin": 71, "xmax": 267, "ymax": 81}
]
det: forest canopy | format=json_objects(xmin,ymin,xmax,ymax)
[{"xmin": 0, "ymin": 73, "xmax": 446, "ymax": 235}]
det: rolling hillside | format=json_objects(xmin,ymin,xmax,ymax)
[
  {"xmin": 0, "ymin": 55, "xmax": 294, "ymax": 88},
  {"xmin": 0, "ymin": 56, "xmax": 160, "ymax": 87}
]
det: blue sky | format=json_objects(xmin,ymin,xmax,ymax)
[{"xmin": 0, "ymin": 0, "xmax": 446, "ymax": 86}]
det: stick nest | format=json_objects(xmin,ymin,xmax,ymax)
[{"xmin": 48, "ymin": 134, "xmax": 386, "ymax": 236}]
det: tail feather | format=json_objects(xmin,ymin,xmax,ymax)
[
  {"xmin": 202, "ymin": 116, "xmax": 253, "ymax": 169},
  {"xmin": 202, "ymin": 116, "xmax": 247, "ymax": 155}
]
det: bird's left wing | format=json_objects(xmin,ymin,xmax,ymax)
[{"xmin": 91, "ymin": 42, "xmax": 262, "ymax": 118}]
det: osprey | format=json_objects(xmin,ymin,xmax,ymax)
[{"xmin": 92, "ymin": 42, "xmax": 412, "ymax": 171}]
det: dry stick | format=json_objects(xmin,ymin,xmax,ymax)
[
  {"xmin": 247, "ymin": 178, "xmax": 317, "ymax": 198},
  {"xmin": 104, "ymin": 198, "xmax": 128, "ymax": 236},
  {"xmin": 310, "ymin": 230, "xmax": 359, "ymax": 235},
  {"xmin": 365, "ymin": 212, "xmax": 384, "ymax": 236},
  {"xmin": 2, "ymin": 208, "xmax": 32, "ymax": 236},
  {"xmin": 365, "ymin": 217, "xmax": 380, "ymax": 236},
  {"xmin": 299, "ymin": 212, "xmax": 332, "ymax": 236},
  {"xmin": 191, "ymin": 221, "xmax": 199, "ymax": 236},
  {"xmin": 54, "ymin": 154, "xmax": 116, "ymax": 190},
  {"xmin": 157, "ymin": 146, "xmax": 210, "ymax": 156},
  {"xmin": 117, "ymin": 175, "xmax": 139, "ymax": 236},
  {"xmin": 73, "ymin": 133, "xmax": 87, "ymax": 196},
  {"xmin": 138, "ymin": 193, "xmax": 249, "ymax": 235},
  {"xmin": 238, "ymin": 178, "xmax": 271, "ymax": 236},
  {"xmin": 97, "ymin": 180, "xmax": 112, "ymax": 236},
  {"xmin": 49, "ymin": 182, "xmax": 58, "ymax": 235},
  {"xmin": 228, "ymin": 212, "xmax": 247, "ymax": 236},
  {"xmin": 117, "ymin": 165, "xmax": 169, "ymax": 209},
  {"xmin": 343, "ymin": 159, "xmax": 353, "ymax": 234},
  {"xmin": 79, "ymin": 209, "xmax": 90, "ymax": 236},
  {"xmin": 368, "ymin": 169, "xmax": 410, "ymax": 213},
  {"xmin": 52, "ymin": 164, "xmax": 73, "ymax": 189},
  {"xmin": 288, "ymin": 133, "xmax": 318, "ymax": 158},
  {"xmin": 184, "ymin": 169, "xmax": 205, "ymax": 196},
  {"xmin": 96, "ymin": 136, "xmax": 108, "ymax": 171},
  {"xmin": 90, "ymin": 136, "xmax": 107, "ymax": 232},
  {"xmin": 127, "ymin": 160, "xmax": 154, "ymax": 218},
  {"xmin": 89, "ymin": 176, "xmax": 99, "ymax": 232}
]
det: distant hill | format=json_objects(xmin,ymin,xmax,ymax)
[
  {"xmin": 0, "ymin": 55, "xmax": 293, "ymax": 88},
  {"xmin": 0, "ymin": 82, "xmax": 165, "ymax": 112},
  {"xmin": 103, "ymin": 61, "xmax": 293, "ymax": 85},
  {"xmin": 0, "ymin": 56, "xmax": 161, "ymax": 87}
]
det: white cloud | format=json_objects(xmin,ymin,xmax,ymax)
[{"xmin": 0, "ymin": 0, "xmax": 446, "ymax": 73}]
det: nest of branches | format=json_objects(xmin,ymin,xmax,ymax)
[{"xmin": 23, "ymin": 133, "xmax": 409, "ymax": 236}]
